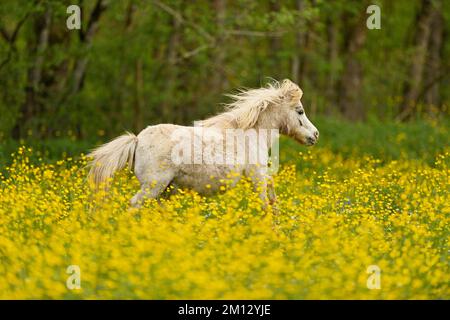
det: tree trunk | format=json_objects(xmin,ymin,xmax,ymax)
[
  {"xmin": 163, "ymin": 13, "xmax": 181, "ymax": 122},
  {"xmin": 134, "ymin": 59, "xmax": 144, "ymax": 132},
  {"xmin": 398, "ymin": 0, "xmax": 434, "ymax": 120},
  {"xmin": 269, "ymin": 1, "xmax": 281, "ymax": 78},
  {"xmin": 211, "ymin": 0, "xmax": 227, "ymax": 92},
  {"xmin": 12, "ymin": 7, "xmax": 51, "ymax": 139},
  {"xmin": 338, "ymin": 9, "xmax": 367, "ymax": 121},
  {"xmin": 325, "ymin": 15, "xmax": 338, "ymax": 113},
  {"xmin": 423, "ymin": 1, "xmax": 443, "ymax": 111},
  {"xmin": 113, "ymin": 0, "xmax": 136, "ymax": 132},
  {"xmin": 71, "ymin": 0, "xmax": 108, "ymax": 95},
  {"xmin": 291, "ymin": 0, "xmax": 304, "ymax": 84}
]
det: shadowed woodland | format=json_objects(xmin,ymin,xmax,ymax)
[{"xmin": 0, "ymin": 0, "xmax": 448, "ymax": 141}]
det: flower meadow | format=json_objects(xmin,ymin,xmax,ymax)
[{"xmin": 0, "ymin": 125, "xmax": 449, "ymax": 299}]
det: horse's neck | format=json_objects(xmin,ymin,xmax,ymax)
[{"xmin": 244, "ymin": 127, "xmax": 278, "ymax": 150}]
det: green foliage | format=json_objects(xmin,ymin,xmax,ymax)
[
  {"xmin": 0, "ymin": 0, "xmax": 450, "ymax": 139},
  {"xmin": 0, "ymin": 0, "xmax": 448, "ymax": 139}
]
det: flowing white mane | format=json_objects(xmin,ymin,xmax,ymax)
[{"xmin": 199, "ymin": 81, "xmax": 289, "ymax": 129}]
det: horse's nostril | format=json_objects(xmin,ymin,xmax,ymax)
[{"xmin": 314, "ymin": 131, "xmax": 319, "ymax": 138}]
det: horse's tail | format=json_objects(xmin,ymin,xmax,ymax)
[{"xmin": 87, "ymin": 132, "xmax": 138, "ymax": 186}]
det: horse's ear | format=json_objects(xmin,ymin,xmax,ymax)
[
  {"xmin": 281, "ymin": 79, "xmax": 303, "ymax": 102},
  {"xmin": 281, "ymin": 79, "xmax": 295, "ymax": 87}
]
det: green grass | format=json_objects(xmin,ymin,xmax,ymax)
[
  {"xmin": 0, "ymin": 117, "xmax": 448, "ymax": 168},
  {"xmin": 283, "ymin": 117, "xmax": 449, "ymax": 165}
]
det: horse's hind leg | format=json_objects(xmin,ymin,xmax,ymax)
[{"xmin": 130, "ymin": 170, "xmax": 174, "ymax": 207}]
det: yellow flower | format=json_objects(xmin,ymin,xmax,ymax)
[{"xmin": 0, "ymin": 146, "xmax": 448, "ymax": 299}]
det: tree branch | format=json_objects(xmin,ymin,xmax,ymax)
[
  {"xmin": 173, "ymin": 43, "xmax": 213, "ymax": 64},
  {"xmin": 0, "ymin": 9, "xmax": 32, "ymax": 44},
  {"xmin": 0, "ymin": 27, "xmax": 11, "ymax": 42},
  {"xmin": 416, "ymin": 65, "xmax": 450, "ymax": 102},
  {"xmin": 80, "ymin": 0, "xmax": 108, "ymax": 43},
  {"xmin": 0, "ymin": 3, "xmax": 37, "ymax": 71},
  {"xmin": 152, "ymin": 0, "xmax": 215, "ymax": 43},
  {"xmin": 224, "ymin": 29, "xmax": 286, "ymax": 37}
]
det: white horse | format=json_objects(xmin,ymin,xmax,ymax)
[{"xmin": 88, "ymin": 79, "xmax": 319, "ymax": 207}]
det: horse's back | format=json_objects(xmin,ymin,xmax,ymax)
[
  {"xmin": 133, "ymin": 124, "xmax": 245, "ymax": 193},
  {"xmin": 133, "ymin": 124, "xmax": 186, "ymax": 180}
]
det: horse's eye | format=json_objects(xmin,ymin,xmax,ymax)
[{"xmin": 297, "ymin": 110, "xmax": 304, "ymax": 115}]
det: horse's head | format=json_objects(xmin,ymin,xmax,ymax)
[
  {"xmin": 278, "ymin": 79, "xmax": 319, "ymax": 146},
  {"xmin": 201, "ymin": 79, "xmax": 319, "ymax": 147}
]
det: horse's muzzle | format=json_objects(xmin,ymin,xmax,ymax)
[{"xmin": 306, "ymin": 137, "xmax": 316, "ymax": 145}]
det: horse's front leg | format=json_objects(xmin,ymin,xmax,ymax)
[
  {"xmin": 267, "ymin": 175, "xmax": 277, "ymax": 205},
  {"xmin": 245, "ymin": 166, "xmax": 275, "ymax": 211}
]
